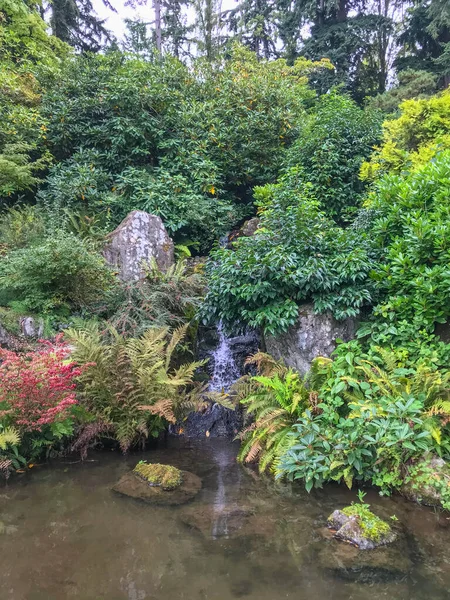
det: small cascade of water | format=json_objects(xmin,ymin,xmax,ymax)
[{"xmin": 208, "ymin": 321, "xmax": 241, "ymax": 392}]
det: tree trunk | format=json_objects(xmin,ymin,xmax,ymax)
[{"xmin": 153, "ymin": 0, "xmax": 162, "ymax": 53}]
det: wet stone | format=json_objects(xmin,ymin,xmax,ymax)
[
  {"xmin": 328, "ymin": 509, "xmax": 397, "ymax": 550},
  {"xmin": 112, "ymin": 469, "xmax": 201, "ymax": 505}
]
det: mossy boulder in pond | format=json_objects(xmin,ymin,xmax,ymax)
[
  {"xmin": 113, "ymin": 462, "xmax": 201, "ymax": 506},
  {"xmin": 133, "ymin": 462, "xmax": 182, "ymax": 490},
  {"xmin": 328, "ymin": 506, "xmax": 396, "ymax": 550}
]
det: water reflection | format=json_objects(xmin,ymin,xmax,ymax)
[{"xmin": 0, "ymin": 438, "xmax": 449, "ymax": 600}]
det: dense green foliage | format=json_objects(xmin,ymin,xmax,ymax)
[
  {"xmin": 286, "ymin": 93, "xmax": 383, "ymax": 221},
  {"xmin": 36, "ymin": 48, "xmax": 323, "ymax": 249},
  {"xmin": 361, "ymin": 89, "xmax": 450, "ymax": 180},
  {"xmin": 0, "ymin": 233, "xmax": 115, "ymax": 314},
  {"xmin": 203, "ymin": 167, "xmax": 375, "ymax": 335},
  {"xmin": 278, "ymin": 348, "xmax": 450, "ymax": 494},
  {"xmin": 66, "ymin": 323, "xmax": 206, "ymax": 452}
]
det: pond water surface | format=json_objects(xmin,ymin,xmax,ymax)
[{"xmin": 1, "ymin": 438, "xmax": 450, "ymax": 600}]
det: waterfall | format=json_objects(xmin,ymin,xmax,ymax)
[{"xmin": 208, "ymin": 321, "xmax": 241, "ymax": 392}]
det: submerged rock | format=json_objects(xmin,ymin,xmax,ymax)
[
  {"xmin": 317, "ymin": 539, "xmax": 411, "ymax": 584},
  {"xmin": 179, "ymin": 503, "xmax": 277, "ymax": 539},
  {"xmin": 328, "ymin": 508, "xmax": 396, "ymax": 550},
  {"xmin": 113, "ymin": 465, "xmax": 201, "ymax": 505}
]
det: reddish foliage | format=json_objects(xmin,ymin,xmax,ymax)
[{"xmin": 0, "ymin": 335, "xmax": 82, "ymax": 432}]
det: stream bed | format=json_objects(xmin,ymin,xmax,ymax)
[{"xmin": 1, "ymin": 438, "xmax": 450, "ymax": 600}]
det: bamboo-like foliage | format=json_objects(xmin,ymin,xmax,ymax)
[{"xmin": 67, "ymin": 322, "xmax": 207, "ymax": 452}]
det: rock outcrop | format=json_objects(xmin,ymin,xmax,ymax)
[
  {"xmin": 264, "ymin": 303, "xmax": 357, "ymax": 376},
  {"xmin": 103, "ymin": 211, "xmax": 174, "ymax": 282}
]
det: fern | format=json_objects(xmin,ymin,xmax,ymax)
[
  {"xmin": 0, "ymin": 427, "xmax": 20, "ymax": 451},
  {"xmin": 67, "ymin": 323, "xmax": 207, "ymax": 452},
  {"xmin": 233, "ymin": 353, "xmax": 315, "ymax": 473}
]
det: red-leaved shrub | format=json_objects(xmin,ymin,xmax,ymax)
[{"xmin": 0, "ymin": 335, "xmax": 81, "ymax": 432}]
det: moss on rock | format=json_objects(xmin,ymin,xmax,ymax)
[
  {"xmin": 133, "ymin": 462, "xmax": 183, "ymax": 491},
  {"xmin": 328, "ymin": 507, "xmax": 396, "ymax": 550},
  {"xmin": 341, "ymin": 505, "xmax": 391, "ymax": 543}
]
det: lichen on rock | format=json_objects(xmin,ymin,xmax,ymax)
[
  {"xmin": 133, "ymin": 462, "xmax": 183, "ymax": 491},
  {"xmin": 328, "ymin": 506, "xmax": 396, "ymax": 550}
]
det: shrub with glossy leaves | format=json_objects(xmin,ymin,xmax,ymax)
[
  {"xmin": 202, "ymin": 168, "xmax": 374, "ymax": 335},
  {"xmin": 286, "ymin": 92, "xmax": 382, "ymax": 221}
]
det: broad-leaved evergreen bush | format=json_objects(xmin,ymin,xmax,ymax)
[
  {"xmin": 0, "ymin": 0, "xmax": 69, "ymax": 205},
  {"xmin": 37, "ymin": 47, "xmax": 328, "ymax": 249},
  {"xmin": 286, "ymin": 92, "xmax": 383, "ymax": 221},
  {"xmin": 202, "ymin": 168, "xmax": 375, "ymax": 335},
  {"xmin": 356, "ymin": 152, "xmax": 450, "ymax": 364},
  {"xmin": 360, "ymin": 88, "xmax": 450, "ymax": 180},
  {"xmin": 277, "ymin": 347, "xmax": 450, "ymax": 493}
]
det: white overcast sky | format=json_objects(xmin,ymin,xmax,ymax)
[{"xmin": 92, "ymin": 0, "xmax": 237, "ymax": 40}]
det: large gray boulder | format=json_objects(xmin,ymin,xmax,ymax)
[
  {"xmin": 264, "ymin": 303, "xmax": 357, "ymax": 376},
  {"xmin": 103, "ymin": 211, "xmax": 174, "ymax": 282}
]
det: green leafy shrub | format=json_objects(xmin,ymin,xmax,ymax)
[
  {"xmin": 233, "ymin": 352, "xmax": 317, "ymax": 473},
  {"xmin": 38, "ymin": 47, "xmax": 326, "ymax": 248},
  {"xmin": 202, "ymin": 168, "xmax": 374, "ymax": 335},
  {"xmin": 0, "ymin": 205, "xmax": 46, "ymax": 253},
  {"xmin": 360, "ymin": 88, "xmax": 450, "ymax": 180},
  {"xmin": 278, "ymin": 347, "xmax": 450, "ymax": 493},
  {"xmin": 67, "ymin": 323, "xmax": 206, "ymax": 452},
  {"xmin": 356, "ymin": 152, "xmax": 450, "ymax": 362},
  {"xmin": 286, "ymin": 92, "xmax": 382, "ymax": 221},
  {"xmin": 0, "ymin": 233, "xmax": 116, "ymax": 313}
]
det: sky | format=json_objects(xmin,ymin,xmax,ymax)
[
  {"xmin": 91, "ymin": 0, "xmax": 237, "ymax": 40},
  {"xmin": 92, "ymin": 0, "xmax": 144, "ymax": 38}
]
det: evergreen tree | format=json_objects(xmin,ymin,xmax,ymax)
[
  {"xmin": 397, "ymin": 0, "xmax": 450, "ymax": 88},
  {"xmin": 45, "ymin": 0, "xmax": 114, "ymax": 51},
  {"xmin": 226, "ymin": 0, "xmax": 278, "ymax": 59}
]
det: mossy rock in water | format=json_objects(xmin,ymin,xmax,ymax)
[
  {"xmin": 133, "ymin": 462, "xmax": 182, "ymax": 491},
  {"xmin": 328, "ymin": 507, "xmax": 396, "ymax": 550},
  {"xmin": 401, "ymin": 455, "xmax": 450, "ymax": 510},
  {"xmin": 113, "ymin": 463, "xmax": 201, "ymax": 506}
]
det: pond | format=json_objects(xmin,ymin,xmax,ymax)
[{"xmin": 1, "ymin": 438, "xmax": 449, "ymax": 600}]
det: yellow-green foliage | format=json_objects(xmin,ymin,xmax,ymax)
[
  {"xmin": 133, "ymin": 461, "xmax": 182, "ymax": 490},
  {"xmin": 360, "ymin": 88, "xmax": 450, "ymax": 180},
  {"xmin": 0, "ymin": 426, "xmax": 20, "ymax": 450}
]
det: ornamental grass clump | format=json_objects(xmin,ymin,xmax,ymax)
[{"xmin": 133, "ymin": 461, "xmax": 182, "ymax": 491}]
